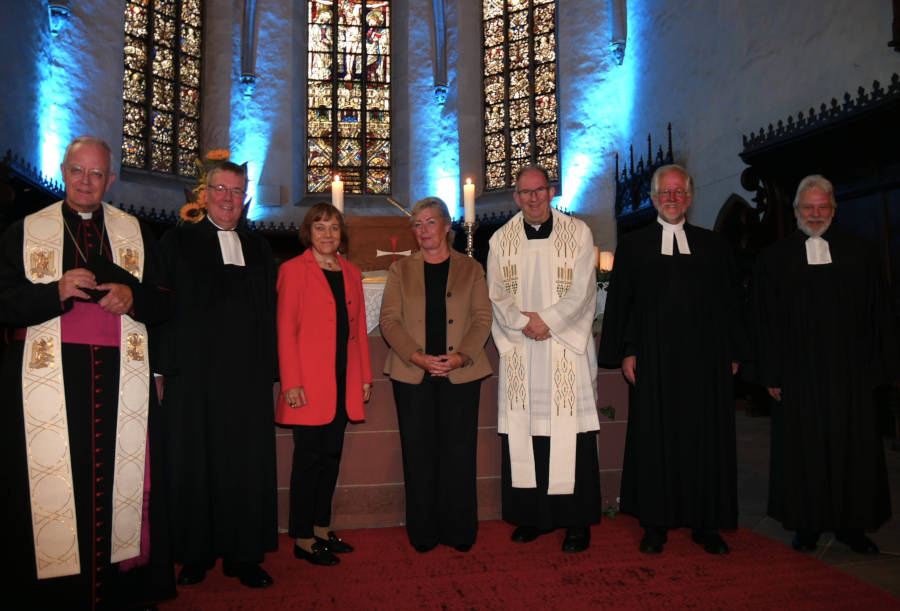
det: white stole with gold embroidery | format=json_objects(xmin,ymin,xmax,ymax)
[
  {"xmin": 491, "ymin": 210, "xmax": 587, "ymax": 494},
  {"xmin": 21, "ymin": 202, "xmax": 150, "ymax": 579}
]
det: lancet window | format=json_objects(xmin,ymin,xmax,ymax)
[
  {"xmin": 482, "ymin": 0, "xmax": 559, "ymax": 190},
  {"xmin": 121, "ymin": 0, "xmax": 202, "ymax": 177},
  {"xmin": 307, "ymin": 0, "xmax": 392, "ymax": 195}
]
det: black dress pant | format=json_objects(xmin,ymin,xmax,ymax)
[
  {"xmin": 288, "ymin": 408, "xmax": 349, "ymax": 539},
  {"xmin": 501, "ymin": 432, "xmax": 603, "ymax": 530},
  {"xmin": 393, "ymin": 377, "xmax": 482, "ymax": 548}
]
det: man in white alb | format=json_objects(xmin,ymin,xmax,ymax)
[{"xmin": 487, "ymin": 165, "xmax": 601, "ymax": 553}]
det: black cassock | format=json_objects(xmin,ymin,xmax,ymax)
[
  {"xmin": 0, "ymin": 204, "xmax": 175, "ymax": 609},
  {"xmin": 155, "ymin": 217, "xmax": 278, "ymax": 564},
  {"xmin": 598, "ymin": 222, "xmax": 745, "ymax": 530},
  {"xmin": 753, "ymin": 228, "xmax": 898, "ymax": 531}
]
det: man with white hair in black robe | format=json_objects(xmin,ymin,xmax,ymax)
[{"xmin": 754, "ymin": 174, "xmax": 899, "ymax": 554}]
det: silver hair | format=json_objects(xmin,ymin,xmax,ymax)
[
  {"xmin": 62, "ymin": 136, "xmax": 114, "ymax": 172},
  {"xmin": 650, "ymin": 164, "xmax": 693, "ymax": 199},
  {"xmin": 409, "ymin": 197, "xmax": 451, "ymax": 225},
  {"xmin": 792, "ymin": 174, "xmax": 837, "ymax": 209}
]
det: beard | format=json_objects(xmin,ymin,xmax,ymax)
[{"xmin": 797, "ymin": 216, "xmax": 831, "ymax": 238}]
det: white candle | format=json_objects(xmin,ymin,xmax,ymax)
[
  {"xmin": 331, "ymin": 175, "xmax": 344, "ymax": 213},
  {"xmin": 599, "ymin": 251, "xmax": 614, "ymax": 271},
  {"xmin": 463, "ymin": 178, "xmax": 475, "ymax": 224}
]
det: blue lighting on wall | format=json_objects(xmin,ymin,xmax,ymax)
[
  {"xmin": 435, "ymin": 173, "xmax": 459, "ymax": 215},
  {"xmin": 557, "ymin": 8, "xmax": 637, "ymax": 214},
  {"xmin": 38, "ymin": 45, "xmax": 75, "ymax": 180},
  {"xmin": 418, "ymin": 105, "xmax": 461, "ymax": 219},
  {"xmin": 230, "ymin": 93, "xmax": 271, "ymax": 221},
  {"xmin": 407, "ymin": 16, "xmax": 461, "ymax": 221}
]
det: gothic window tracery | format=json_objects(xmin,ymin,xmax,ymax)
[
  {"xmin": 121, "ymin": 0, "xmax": 202, "ymax": 177},
  {"xmin": 307, "ymin": 0, "xmax": 392, "ymax": 195},
  {"xmin": 482, "ymin": 0, "xmax": 559, "ymax": 190}
]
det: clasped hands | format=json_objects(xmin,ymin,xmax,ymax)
[
  {"xmin": 521, "ymin": 311, "xmax": 550, "ymax": 341},
  {"xmin": 59, "ymin": 268, "xmax": 133, "ymax": 315},
  {"xmin": 283, "ymin": 383, "xmax": 372, "ymax": 409},
  {"xmin": 410, "ymin": 351, "xmax": 467, "ymax": 377}
]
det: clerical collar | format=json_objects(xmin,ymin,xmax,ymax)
[
  {"xmin": 657, "ymin": 216, "xmax": 691, "ymax": 256},
  {"xmin": 63, "ymin": 203, "xmax": 101, "ymax": 222},
  {"xmin": 523, "ymin": 215, "xmax": 553, "ymax": 240},
  {"xmin": 207, "ymin": 216, "xmax": 235, "ymax": 231},
  {"xmin": 804, "ymin": 235, "xmax": 832, "ymax": 265},
  {"xmin": 205, "ymin": 217, "xmax": 245, "ymax": 265}
]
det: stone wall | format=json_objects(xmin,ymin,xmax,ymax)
[
  {"xmin": 620, "ymin": 0, "xmax": 898, "ymax": 232},
  {"xmin": 2, "ymin": 1, "xmax": 895, "ymax": 242}
]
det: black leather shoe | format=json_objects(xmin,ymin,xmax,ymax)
[
  {"xmin": 414, "ymin": 542, "xmax": 438, "ymax": 553},
  {"xmin": 453, "ymin": 543, "xmax": 472, "ymax": 552},
  {"xmin": 222, "ymin": 561, "xmax": 274, "ymax": 588},
  {"xmin": 639, "ymin": 527, "xmax": 667, "ymax": 554},
  {"xmin": 836, "ymin": 531, "xmax": 880, "ymax": 555},
  {"xmin": 510, "ymin": 526, "xmax": 552, "ymax": 543},
  {"xmin": 691, "ymin": 529, "xmax": 729, "ymax": 555},
  {"xmin": 316, "ymin": 531, "xmax": 353, "ymax": 553},
  {"xmin": 791, "ymin": 530, "xmax": 819, "ymax": 552},
  {"xmin": 177, "ymin": 563, "xmax": 209, "ymax": 586},
  {"xmin": 562, "ymin": 526, "xmax": 591, "ymax": 553},
  {"xmin": 294, "ymin": 541, "xmax": 339, "ymax": 566}
]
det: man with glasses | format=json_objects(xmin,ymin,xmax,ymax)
[
  {"xmin": 599, "ymin": 164, "xmax": 745, "ymax": 556},
  {"xmin": 0, "ymin": 136, "xmax": 175, "ymax": 607},
  {"xmin": 155, "ymin": 160, "xmax": 278, "ymax": 588},
  {"xmin": 754, "ymin": 175, "xmax": 898, "ymax": 555},
  {"xmin": 487, "ymin": 165, "xmax": 602, "ymax": 553}
]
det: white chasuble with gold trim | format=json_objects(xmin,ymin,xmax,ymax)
[
  {"xmin": 487, "ymin": 209, "xmax": 600, "ymax": 495},
  {"xmin": 21, "ymin": 202, "xmax": 150, "ymax": 579}
]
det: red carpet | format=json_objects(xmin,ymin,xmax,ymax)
[{"xmin": 161, "ymin": 517, "xmax": 898, "ymax": 610}]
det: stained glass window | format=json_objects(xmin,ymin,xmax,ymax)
[
  {"xmin": 482, "ymin": 0, "xmax": 559, "ymax": 190},
  {"xmin": 307, "ymin": 1, "xmax": 392, "ymax": 195},
  {"xmin": 121, "ymin": 0, "xmax": 202, "ymax": 177}
]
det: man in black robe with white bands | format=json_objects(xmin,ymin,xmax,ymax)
[
  {"xmin": 0, "ymin": 136, "xmax": 175, "ymax": 608},
  {"xmin": 599, "ymin": 164, "xmax": 745, "ymax": 555},
  {"xmin": 754, "ymin": 175, "xmax": 899, "ymax": 554},
  {"xmin": 155, "ymin": 160, "xmax": 278, "ymax": 588}
]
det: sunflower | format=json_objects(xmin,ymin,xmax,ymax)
[
  {"xmin": 205, "ymin": 149, "xmax": 231, "ymax": 161},
  {"xmin": 179, "ymin": 202, "xmax": 207, "ymax": 223}
]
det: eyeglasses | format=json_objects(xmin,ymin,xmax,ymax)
[
  {"xmin": 658, "ymin": 189, "xmax": 690, "ymax": 200},
  {"xmin": 797, "ymin": 204, "xmax": 833, "ymax": 214},
  {"xmin": 516, "ymin": 185, "xmax": 550, "ymax": 198},
  {"xmin": 66, "ymin": 164, "xmax": 108, "ymax": 183},
  {"xmin": 209, "ymin": 184, "xmax": 247, "ymax": 198}
]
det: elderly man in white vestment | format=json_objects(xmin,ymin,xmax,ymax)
[
  {"xmin": 487, "ymin": 165, "xmax": 601, "ymax": 553},
  {"xmin": 0, "ymin": 136, "xmax": 174, "ymax": 608}
]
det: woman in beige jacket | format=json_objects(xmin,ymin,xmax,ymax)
[{"xmin": 380, "ymin": 197, "xmax": 493, "ymax": 553}]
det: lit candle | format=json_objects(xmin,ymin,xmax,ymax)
[
  {"xmin": 599, "ymin": 251, "xmax": 614, "ymax": 271},
  {"xmin": 331, "ymin": 174, "xmax": 344, "ymax": 213},
  {"xmin": 463, "ymin": 178, "xmax": 475, "ymax": 224}
]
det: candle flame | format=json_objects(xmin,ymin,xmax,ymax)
[
  {"xmin": 465, "ymin": 178, "xmax": 472, "ymax": 185},
  {"xmin": 334, "ymin": 175, "xmax": 341, "ymax": 182}
]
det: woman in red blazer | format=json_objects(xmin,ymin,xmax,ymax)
[{"xmin": 276, "ymin": 203, "xmax": 372, "ymax": 567}]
